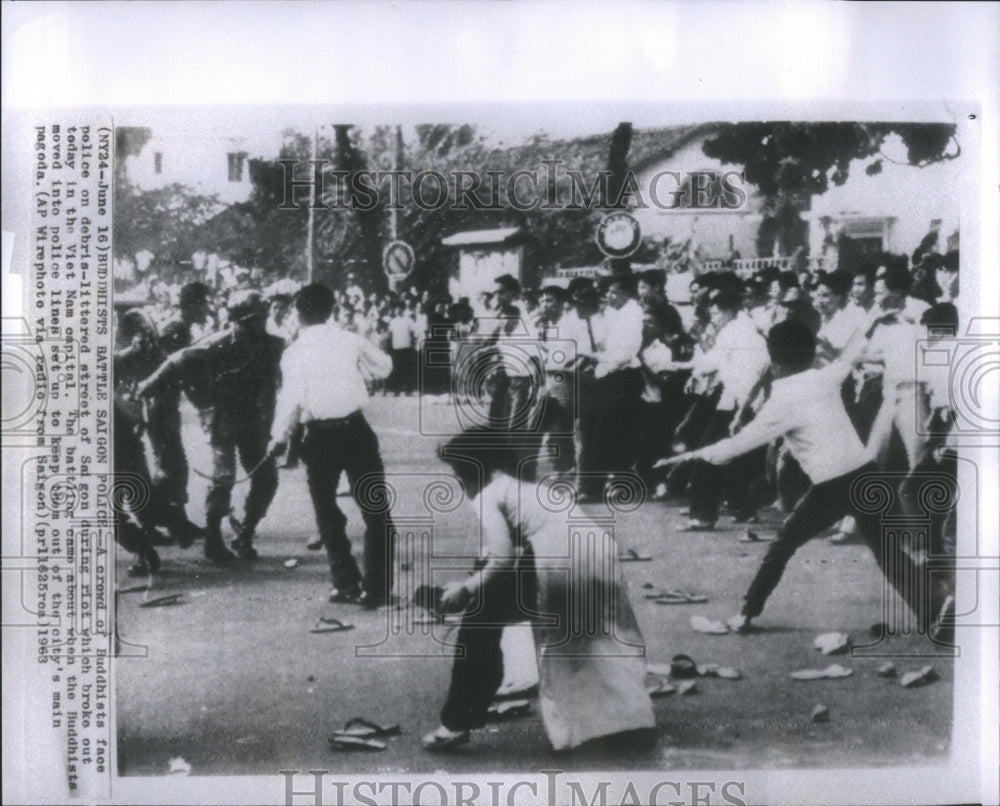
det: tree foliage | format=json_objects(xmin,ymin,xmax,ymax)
[
  {"xmin": 114, "ymin": 182, "xmax": 223, "ymax": 262},
  {"xmin": 701, "ymin": 122, "xmax": 959, "ymax": 256}
]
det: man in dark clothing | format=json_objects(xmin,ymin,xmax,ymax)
[
  {"xmin": 139, "ymin": 290, "xmax": 283, "ymax": 562},
  {"xmin": 144, "ymin": 282, "xmax": 213, "ymax": 545}
]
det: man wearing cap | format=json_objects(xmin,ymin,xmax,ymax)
[
  {"xmin": 267, "ymin": 283, "xmax": 396, "ymax": 608},
  {"xmin": 139, "ymin": 289, "xmax": 284, "ymax": 562}
]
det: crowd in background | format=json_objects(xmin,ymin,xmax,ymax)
[{"xmin": 112, "ymin": 239, "xmax": 961, "ymax": 640}]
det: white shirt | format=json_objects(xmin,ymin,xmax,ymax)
[
  {"xmin": 388, "ymin": 315, "xmax": 414, "ymax": 350},
  {"xmin": 271, "ymin": 323, "xmax": 393, "ymax": 441},
  {"xmin": 865, "ymin": 315, "xmax": 924, "ymax": 389},
  {"xmin": 694, "ymin": 311, "xmax": 769, "ymax": 410},
  {"xmin": 701, "ymin": 360, "xmax": 873, "ymax": 483},
  {"xmin": 818, "ymin": 304, "xmax": 869, "ymax": 355},
  {"xmin": 595, "ymin": 298, "xmax": 643, "ymax": 378}
]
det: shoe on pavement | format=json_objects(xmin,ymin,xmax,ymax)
[
  {"xmin": 306, "ymin": 536, "xmax": 324, "ymax": 551},
  {"xmin": 422, "ymin": 725, "xmax": 470, "ymax": 752},
  {"xmin": 204, "ymin": 541, "xmax": 237, "ymax": 563},
  {"xmin": 232, "ymin": 539, "xmax": 259, "ymax": 560},
  {"xmin": 727, "ymin": 614, "xmax": 752, "ymax": 634},
  {"xmin": 329, "ymin": 585, "xmax": 365, "ymax": 605}
]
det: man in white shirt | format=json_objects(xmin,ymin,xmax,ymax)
[
  {"xmin": 865, "ymin": 268, "xmax": 931, "ymax": 470},
  {"xmin": 813, "ymin": 270, "xmax": 869, "ymax": 363},
  {"xmin": 533, "ymin": 285, "xmax": 581, "ymax": 475},
  {"xmin": 387, "ymin": 302, "xmax": 416, "ymax": 395},
  {"xmin": 661, "ymin": 317, "xmax": 935, "ymax": 633},
  {"xmin": 267, "ymin": 283, "xmax": 397, "ymax": 608},
  {"xmin": 672, "ymin": 287, "xmax": 770, "ymax": 528},
  {"xmin": 576, "ymin": 275, "xmax": 645, "ymax": 499}
]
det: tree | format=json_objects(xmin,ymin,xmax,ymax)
[
  {"xmin": 114, "ymin": 182, "xmax": 223, "ymax": 264},
  {"xmin": 700, "ymin": 122, "xmax": 960, "ymax": 256}
]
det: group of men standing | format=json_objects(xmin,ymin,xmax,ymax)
[{"xmin": 117, "ymin": 282, "xmax": 398, "ymax": 609}]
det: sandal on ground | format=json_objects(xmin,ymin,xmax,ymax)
[
  {"xmin": 617, "ymin": 548, "xmax": 653, "ymax": 562},
  {"xmin": 486, "ymin": 700, "xmax": 531, "ymax": 721},
  {"xmin": 330, "ymin": 717, "xmax": 401, "ymax": 739},
  {"xmin": 310, "ymin": 617, "xmax": 355, "ymax": 634},
  {"xmin": 647, "ymin": 590, "xmax": 708, "ymax": 604},
  {"xmin": 327, "ymin": 735, "xmax": 386, "ymax": 751},
  {"xmin": 421, "ymin": 725, "xmax": 470, "ymax": 752}
]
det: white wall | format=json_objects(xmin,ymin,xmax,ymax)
[
  {"xmin": 807, "ymin": 134, "xmax": 963, "ymax": 257},
  {"xmin": 632, "ymin": 136, "xmax": 766, "ymax": 259}
]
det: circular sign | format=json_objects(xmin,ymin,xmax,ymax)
[
  {"xmin": 383, "ymin": 240, "xmax": 415, "ymax": 279},
  {"xmin": 595, "ymin": 212, "xmax": 642, "ymax": 258}
]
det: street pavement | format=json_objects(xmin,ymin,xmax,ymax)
[{"xmin": 116, "ymin": 395, "xmax": 953, "ymax": 776}]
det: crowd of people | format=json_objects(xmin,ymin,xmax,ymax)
[{"xmin": 113, "ymin": 242, "xmax": 961, "ymax": 752}]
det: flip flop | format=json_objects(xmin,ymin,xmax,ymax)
[
  {"xmin": 139, "ymin": 593, "xmax": 185, "ymax": 608},
  {"xmin": 790, "ymin": 664, "xmax": 853, "ymax": 681},
  {"xmin": 813, "ymin": 632, "xmax": 851, "ymax": 655},
  {"xmin": 487, "ymin": 700, "xmax": 532, "ymax": 721},
  {"xmin": 649, "ymin": 591, "xmax": 708, "ymax": 604},
  {"xmin": 645, "ymin": 679, "xmax": 677, "ymax": 698},
  {"xmin": 900, "ymin": 665, "xmax": 939, "ymax": 688},
  {"xmin": 331, "ymin": 718, "xmax": 401, "ymax": 739},
  {"xmin": 695, "ymin": 663, "xmax": 742, "ymax": 679},
  {"xmin": 311, "ymin": 617, "xmax": 355, "ymax": 634},
  {"xmin": 690, "ymin": 616, "xmax": 729, "ymax": 635},
  {"xmin": 327, "ymin": 735, "xmax": 386, "ymax": 751},
  {"xmin": 618, "ymin": 549, "xmax": 653, "ymax": 562}
]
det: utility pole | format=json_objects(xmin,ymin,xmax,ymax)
[{"xmin": 305, "ymin": 126, "xmax": 318, "ymax": 283}]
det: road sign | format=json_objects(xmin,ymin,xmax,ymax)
[
  {"xmin": 595, "ymin": 211, "xmax": 642, "ymax": 258},
  {"xmin": 383, "ymin": 240, "xmax": 415, "ymax": 280}
]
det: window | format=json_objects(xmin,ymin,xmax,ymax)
[
  {"xmin": 153, "ymin": 152, "xmax": 163, "ymax": 174},
  {"xmin": 227, "ymin": 152, "xmax": 247, "ymax": 182}
]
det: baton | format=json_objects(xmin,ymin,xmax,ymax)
[{"xmin": 192, "ymin": 454, "xmax": 273, "ymax": 485}]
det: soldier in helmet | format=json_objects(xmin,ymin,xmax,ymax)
[{"xmin": 139, "ymin": 290, "xmax": 284, "ymax": 562}]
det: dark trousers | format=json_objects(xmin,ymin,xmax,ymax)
[
  {"xmin": 741, "ymin": 463, "xmax": 935, "ymax": 625},
  {"xmin": 488, "ymin": 373, "xmax": 540, "ymax": 432},
  {"xmin": 688, "ymin": 408, "xmax": 758, "ymax": 523},
  {"xmin": 114, "ymin": 405, "xmax": 159, "ymax": 557},
  {"xmin": 843, "ymin": 374, "xmax": 882, "ymax": 442},
  {"xmin": 302, "ymin": 412, "xmax": 396, "ymax": 602},
  {"xmin": 206, "ymin": 417, "xmax": 278, "ymax": 541},
  {"xmin": 145, "ymin": 402, "xmax": 189, "ymax": 508},
  {"xmin": 577, "ymin": 369, "xmax": 642, "ymax": 496},
  {"xmin": 389, "ymin": 348, "xmax": 416, "ymax": 395},
  {"xmin": 538, "ymin": 390, "xmax": 576, "ymax": 474},
  {"xmin": 441, "ymin": 557, "xmax": 536, "ymax": 732},
  {"xmin": 635, "ymin": 378, "xmax": 687, "ymax": 488}
]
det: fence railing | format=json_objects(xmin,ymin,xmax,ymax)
[{"xmin": 553, "ymin": 255, "xmax": 832, "ymax": 279}]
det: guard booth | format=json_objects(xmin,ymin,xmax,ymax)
[{"xmin": 441, "ymin": 227, "xmax": 523, "ymax": 308}]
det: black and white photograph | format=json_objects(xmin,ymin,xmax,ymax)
[{"xmin": 2, "ymin": 3, "xmax": 998, "ymax": 806}]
